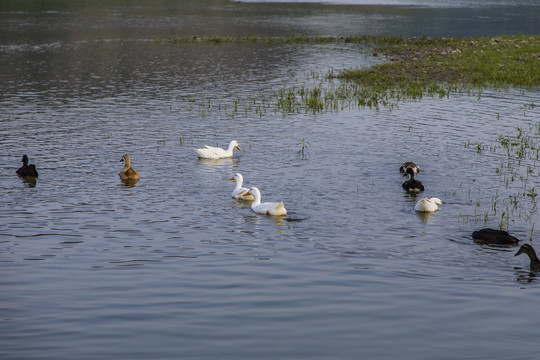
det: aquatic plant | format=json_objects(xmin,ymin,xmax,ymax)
[
  {"xmin": 173, "ymin": 34, "xmax": 538, "ymax": 114},
  {"xmin": 297, "ymin": 138, "xmax": 310, "ymax": 159}
]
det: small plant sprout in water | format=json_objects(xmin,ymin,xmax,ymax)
[{"xmin": 297, "ymin": 138, "xmax": 310, "ymax": 159}]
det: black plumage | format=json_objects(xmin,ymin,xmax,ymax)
[
  {"xmin": 402, "ymin": 167, "xmax": 424, "ymax": 192},
  {"xmin": 471, "ymin": 228, "xmax": 519, "ymax": 245},
  {"xmin": 16, "ymin": 155, "xmax": 38, "ymax": 178}
]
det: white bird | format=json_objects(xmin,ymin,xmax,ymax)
[
  {"xmin": 228, "ymin": 173, "xmax": 254, "ymax": 201},
  {"xmin": 414, "ymin": 197, "xmax": 442, "ymax": 212},
  {"xmin": 194, "ymin": 140, "xmax": 241, "ymax": 159},
  {"xmin": 244, "ymin": 187, "xmax": 287, "ymax": 216}
]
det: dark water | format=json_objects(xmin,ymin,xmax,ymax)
[{"xmin": 1, "ymin": 1, "xmax": 540, "ymax": 359}]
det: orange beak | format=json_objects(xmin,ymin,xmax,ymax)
[
  {"xmin": 243, "ymin": 190, "xmax": 251, "ymax": 196},
  {"xmin": 228, "ymin": 177, "xmax": 234, "ymax": 181},
  {"xmin": 235, "ymin": 145, "xmax": 242, "ymax": 151}
]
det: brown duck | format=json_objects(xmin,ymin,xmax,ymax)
[{"xmin": 119, "ymin": 154, "xmax": 140, "ymax": 181}]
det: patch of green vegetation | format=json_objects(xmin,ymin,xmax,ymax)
[
  {"xmin": 463, "ymin": 114, "xmax": 540, "ymax": 232},
  {"xmin": 169, "ymin": 34, "xmax": 539, "ymax": 112},
  {"xmin": 338, "ymin": 35, "xmax": 540, "ymax": 105}
]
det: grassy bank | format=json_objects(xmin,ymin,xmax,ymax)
[
  {"xmin": 337, "ymin": 34, "xmax": 540, "ymax": 106},
  {"xmin": 162, "ymin": 34, "xmax": 539, "ymax": 111}
]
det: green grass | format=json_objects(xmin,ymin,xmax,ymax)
[
  {"xmin": 338, "ymin": 35, "xmax": 540, "ymax": 102},
  {"xmin": 162, "ymin": 34, "xmax": 540, "ymax": 111}
]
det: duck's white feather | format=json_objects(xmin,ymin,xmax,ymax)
[
  {"xmin": 195, "ymin": 140, "xmax": 241, "ymax": 159},
  {"xmin": 245, "ymin": 187, "xmax": 287, "ymax": 216},
  {"xmin": 414, "ymin": 197, "xmax": 442, "ymax": 212},
  {"xmin": 228, "ymin": 173, "xmax": 254, "ymax": 201}
]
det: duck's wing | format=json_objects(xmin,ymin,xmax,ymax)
[
  {"xmin": 270, "ymin": 202, "xmax": 287, "ymax": 215},
  {"xmin": 27, "ymin": 165, "xmax": 38, "ymax": 177},
  {"xmin": 259, "ymin": 201, "xmax": 287, "ymax": 216},
  {"xmin": 203, "ymin": 145, "xmax": 225, "ymax": 153},
  {"xmin": 232, "ymin": 187, "xmax": 253, "ymax": 199},
  {"xmin": 16, "ymin": 165, "xmax": 38, "ymax": 177},
  {"xmin": 121, "ymin": 167, "xmax": 140, "ymax": 180},
  {"xmin": 196, "ymin": 145, "xmax": 226, "ymax": 158}
]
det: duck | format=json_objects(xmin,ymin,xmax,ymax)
[
  {"xmin": 119, "ymin": 154, "xmax": 140, "ymax": 181},
  {"xmin": 16, "ymin": 155, "xmax": 39, "ymax": 178},
  {"xmin": 414, "ymin": 197, "xmax": 442, "ymax": 212},
  {"xmin": 399, "ymin": 161, "xmax": 420, "ymax": 177},
  {"xmin": 514, "ymin": 244, "xmax": 540, "ymax": 271},
  {"xmin": 228, "ymin": 173, "xmax": 255, "ymax": 201},
  {"xmin": 402, "ymin": 167, "xmax": 424, "ymax": 192},
  {"xmin": 243, "ymin": 187, "xmax": 287, "ymax": 216},
  {"xmin": 194, "ymin": 140, "xmax": 241, "ymax": 159},
  {"xmin": 471, "ymin": 228, "xmax": 520, "ymax": 245}
]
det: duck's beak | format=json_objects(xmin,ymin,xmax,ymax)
[
  {"xmin": 236, "ymin": 145, "xmax": 242, "ymax": 151},
  {"xmin": 243, "ymin": 190, "xmax": 251, "ymax": 196},
  {"xmin": 515, "ymin": 247, "xmax": 525, "ymax": 256},
  {"xmin": 228, "ymin": 177, "xmax": 234, "ymax": 181}
]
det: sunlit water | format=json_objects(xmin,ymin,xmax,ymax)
[{"xmin": 1, "ymin": 1, "xmax": 540, "ymax": 359}]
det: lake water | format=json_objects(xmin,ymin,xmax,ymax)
[{"xmin": 1, "ymin": 1, "xmax": 540, "ymax": 359}]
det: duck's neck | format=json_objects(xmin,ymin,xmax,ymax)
[
  {"xmin": 122, "ymin": 157, "xmax": 131, "ymax": 170},
  {"xmin": 235, "ymin": 177, "xmax": 243, "ymax": 189},
  {"xmin": 528, "ymin": 249, "xmax": 540, "ymax": 263},
  {"xmin": 251, "ymin": 190, "xmax": 261, "ymax": 207},
  {"xmin": 227, "ymin": 142, "xmax": 236, "ymax": 152}
]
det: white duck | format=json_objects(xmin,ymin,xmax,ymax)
[
  {"xmin": 244, "ymin": 187, "xmax": 287, "ymax": 216},
  {"xmin": 414, "ymin": 197, "xmax": 442, "ymax": 212},
  {"xmin": 194, "ymin": 140, "xmax": 241, "ymax": 159},
  {"xmin": 228, "ymin": 173, "xmax": 254, "ymax": 201}
]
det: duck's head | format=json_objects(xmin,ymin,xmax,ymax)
[
  {"xmin": 405, "ymin": 167, "xmax": 415, "ymax": 178},
  {"xmin": 244, "ymin": 187, "xmax": 260, "ymax": 198},
  {"xmin": 515, "ymin": 244, "xmax": 537, "ymax": 258},
  {"xmin": 21, "ymin": 155, "xmax": 28, "ymax": 165},
  {"xmin": 121, "ymin": 154, "xmax": 130, "ymax": 163},
  {"xmin": 230, "ymin": 140, "xmax": 241, "ymax": 151},
  {"xmin": 228, "ymin": 173, "xmax": 243, "ymax": 182}
]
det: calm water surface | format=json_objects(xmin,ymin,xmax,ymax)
[{"xmin": 1, "ymin": 1, "xmax": 540, "ymax": 359}]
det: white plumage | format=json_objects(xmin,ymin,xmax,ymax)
[
  {"xmin": 228, "ymin": 173, "xmax": 254, "ymax": 201},
  {"xmin": 194, "ymin": 140, "xmax": 241, "ymax": 159},
  {"xmin": 414, "ymin": 197, "xmax": 442, "ymax": 212},
  {"xmin": 244, "ymin": 187, "xmax": 287, "ymax": 216}
]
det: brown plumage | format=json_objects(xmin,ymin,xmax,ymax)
[
  {"xmin": 515, "ymin": 244, "xmax": 540, "ymax": 272},
  {"xmin": 399, "ymin": 161, "xmax": 420, "ymax": 177},
  {"xmin": 119, "ymin": 154, "xmax": 140, "ymax": 181}
]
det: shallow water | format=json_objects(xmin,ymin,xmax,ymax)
[{"xmin": 1, "ymin": 1, "xmax": 540, "ymax": 359}]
